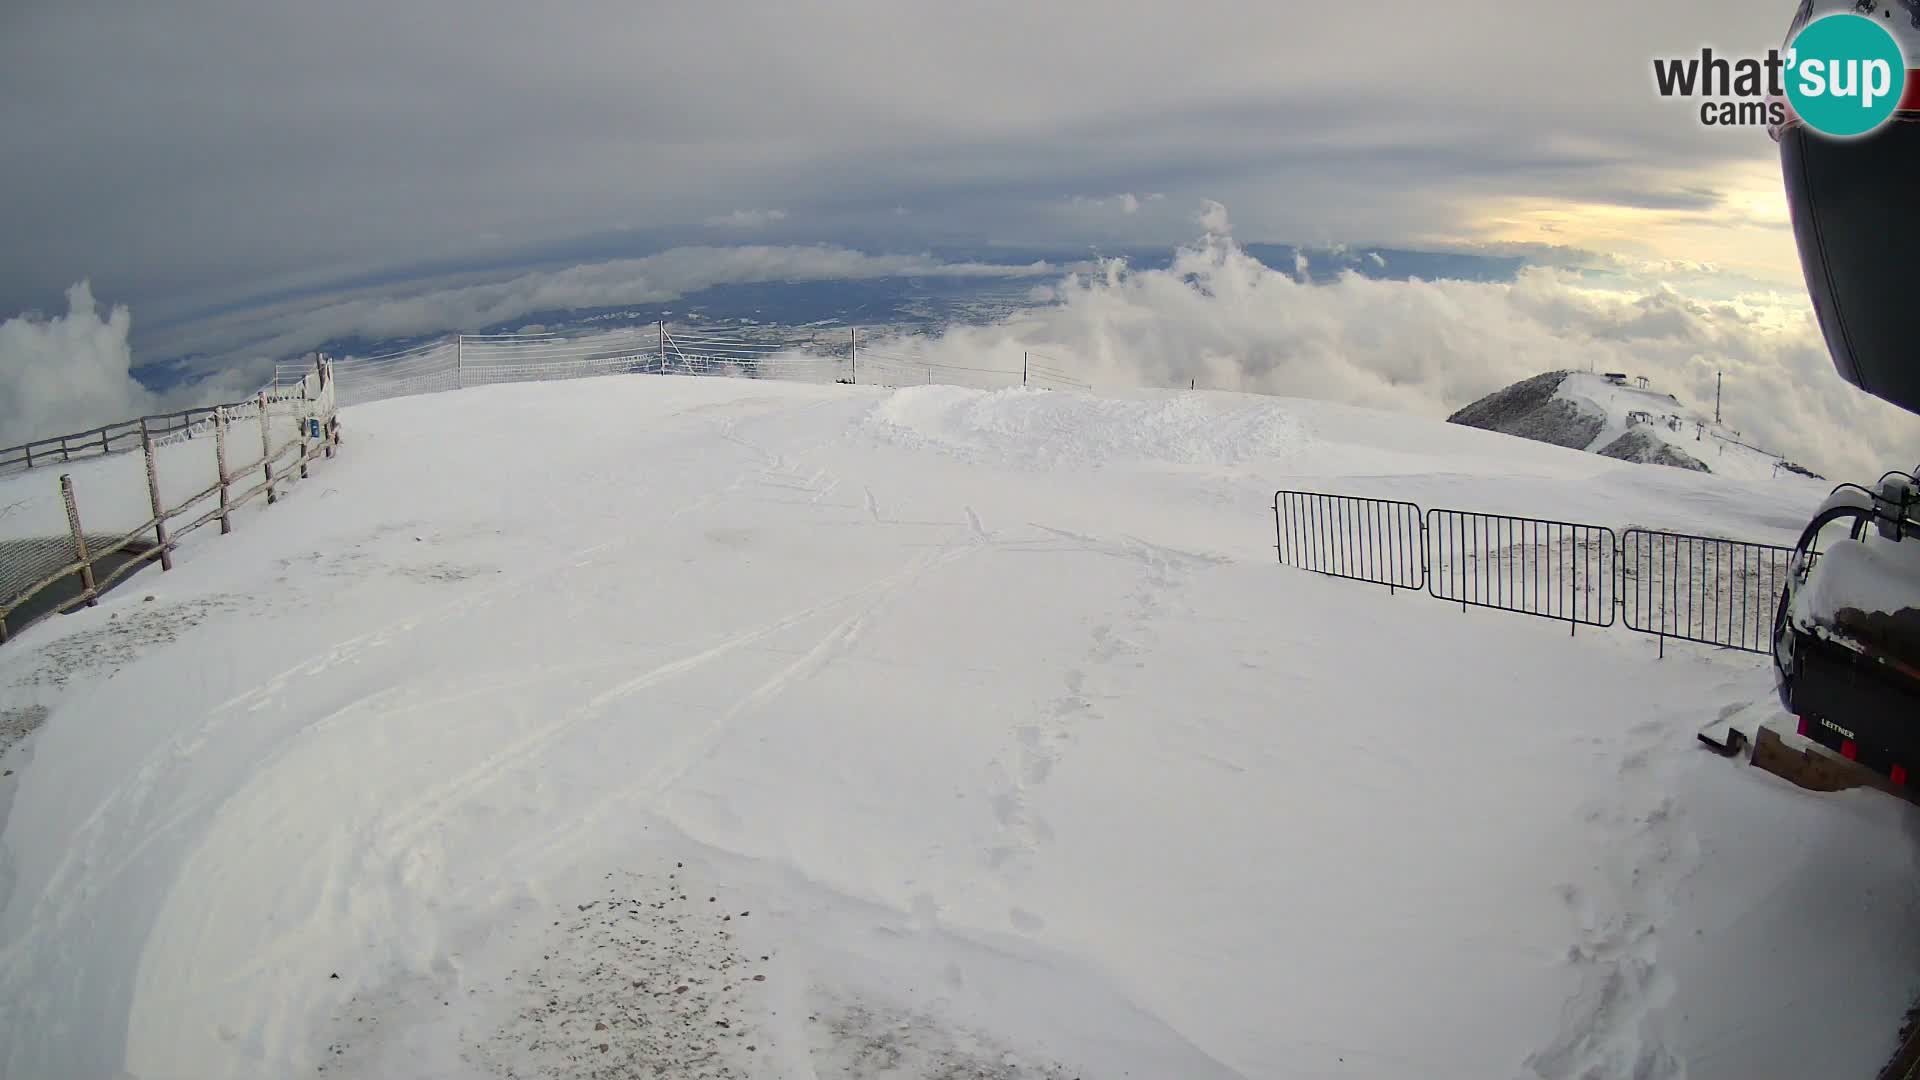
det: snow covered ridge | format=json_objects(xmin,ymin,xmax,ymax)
[
  {"xmin": 1449, "ymin": 371, "xmax": 1824, "ymax": 482},
  {"xmin": 3, "ymin": 374, "xmax": 1918, "ymax": 1080}
]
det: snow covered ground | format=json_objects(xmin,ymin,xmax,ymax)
[{"xmin": 1, "ymin": 373, "xmax": 1917, "ymax": 1080}]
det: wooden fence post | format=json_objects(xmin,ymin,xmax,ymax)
[
  {"xmin": 214, "ymin": 406, "xmax": 232, "ymax": 534},
  {"xmin": 140, "ymin": 419, "xmax": 173, "ymax": 571},
  {"xmin": 23, "ymin": 444, "xmax": 32, "ymax": 469},
  {"xmin": 60, "ymin": 437, "xmax": 70, "ymax": 462},
  {"xmin": 257, "ymin": 392, "xmax": 276, "ymax": 505},
  {"xmin": 61, "ymin": 473, "xmax": 98, "ymax": 608},
  {"xmin": 100, "ymin": 427, "xmax": 110, "ymax": 454}
]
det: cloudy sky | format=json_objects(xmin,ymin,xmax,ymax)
[{"xmin": 5, "ymin": 0, "xmax": 1917, "ymax": 475}]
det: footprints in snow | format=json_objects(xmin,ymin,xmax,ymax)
[
  {"xmin": 985, "ymin": 540, "xmax": 1202, "ymax": 928},
  {"xmin": 1525, "ymin": 712, "xmax": 1695, "ymax": 1080}
]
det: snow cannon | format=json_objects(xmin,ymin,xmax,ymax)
[{"xmin": 1767, "ymin": 0, "xmax": 1920, "ymax": 782}]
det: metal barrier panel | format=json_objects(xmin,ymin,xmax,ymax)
[
  {"xmin": 1272, "ymin": 491, "xmax": 1425, "ymax": 590},
  {"xmin": 1619, "ymin": 528, "xmax": 1794, "ymax": 654},
  {"xmin": 1425, "ymin": 509, "xmax": 1617, "ymax": 627}
]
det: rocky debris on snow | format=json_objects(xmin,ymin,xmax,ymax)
[
  {"xmin": 809, "ymin": 996, "xmax": 1083, "ymax": 1079},
  {"xmin": 0, "ymin": 704, "xmax": 47, "ymax": 756},
  {"xmin": 465, "ymin": 869, "xmax": 768, "ymax": 1080},
  {"xmin": 1446, "ymin": 371, "xmax": 1602, "ymax": 451}
]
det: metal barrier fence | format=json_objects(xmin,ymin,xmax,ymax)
[
  {"xmin": 1620, "ymin": 529, "xmax": 1795, "ymax": 656},
  {"xmin": 1271, "ymin": 491, "xmax": 1424, "ymax": 592},
  {"xmin": 1272, "ymin": 489, "xmax": 1797, "ymax": 655},
  {"xmin": 1426, "ymin": 509, "xmax": 1616, "ymax": 631}
]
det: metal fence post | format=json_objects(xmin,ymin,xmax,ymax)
[
  {"xmin": 61, "ymin": 474, "xmax": 98, "ymax": 607},
  {"xmin": 850, "ymin": 327, "xmax": 858, "ymax": 384},
  {"xmin": 140, "ymin": 420, "xmax": 173, "ymax": 571},
  {"xmin": 214, "ymin": 406, "xmax": 232, "ymax": 534},
  {"xmin": 23, "ymin": 444, "xmax": 32, "ymax": 469},
  {"xmin": 258, "ymin": 391, "xmax": 276, "ymax": 505},
  {"xmin": 454, "ymin": 336, "xmax": 464, "ymax": 389},
  {"xmin": 100, "ymin": 427, "xmax": 110, "ymax": 454},
  {"xmin": 60, "ymin": 438, "xmax": 69, "ymax": 462},
  {"xmin": 658, "ymin": 320, "xmax": 666, "ymax": 372},
  {"xmin": 1023, "ymin": 351, "xmax": 1029, "ymax": 387}
]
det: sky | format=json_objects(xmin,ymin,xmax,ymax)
[{"xmin": 4, "ymin": 0, "xmax": 1917, "ymax": 476}]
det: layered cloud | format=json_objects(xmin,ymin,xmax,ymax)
[
  {"xmin": 159, "ymin": 245, "xmax": 1057, "ymax": 373},
  {"xmin": 1, "ymin": 0, "xmax": 1808, "ymax": 321},
  {"xmin": 705, "ymin": 209, "xmax": 789, "ymax": 228}
]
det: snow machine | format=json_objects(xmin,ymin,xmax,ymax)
[{"xmin": 1766, "ymin": 2, "xmax": 1920, "ymax": 783}]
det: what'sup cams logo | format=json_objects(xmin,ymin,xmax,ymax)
[{"xmin": 1654, "ymin": 0, "xmax": 1916, "ymax": 137}]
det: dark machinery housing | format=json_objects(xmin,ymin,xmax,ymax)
[{"xmin": 1769, "ymin": 96, "xmax": 1920, "ymax": 778}]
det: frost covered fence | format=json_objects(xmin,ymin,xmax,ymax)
[
  {"xmin": 0, "ymin": 361, "xmax": 338, "ymax": 645},
  {"xmin": 0, "ymin": 402, "xmax": 246, "ymax": 479},
  {"xmin": 1272, "ymin": 489, "xmax": 1795, "ymax": 655},
  {"xmin": 276, "ymin": 326, "xmax": 1090, "ymax": 410}
]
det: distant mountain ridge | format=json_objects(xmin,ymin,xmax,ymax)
[{"xmin": 1447, "ymin": 370, "xmax": 1816, "ymax": 480}]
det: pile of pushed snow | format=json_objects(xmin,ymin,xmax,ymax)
[{"xmin": 866, "ymin": 384, "xmax": 1305, "ymax": 467}]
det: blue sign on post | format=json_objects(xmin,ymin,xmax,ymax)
[{"xmin": 308, "ymin": 418, "xmax": 321, "ymax": 439}]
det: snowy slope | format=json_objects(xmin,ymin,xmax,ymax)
[{"xmin": 1, "ymin": 375, "xmax": 1917, "ymax": 1080}]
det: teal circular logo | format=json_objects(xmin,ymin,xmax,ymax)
[{"xmin": 1787, "ymin": 13, "xmax": 1906, "ymax": 137}]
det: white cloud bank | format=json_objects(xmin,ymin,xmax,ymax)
[
  {"xmin": 11, "ymin": 217, "xmax": 1918, "ymax": 483},
  {"xmin": 0, "ymin": 282, "xmax": 155, "ymax": 446},
  {"xmin": 847, "ymin": 225, "xmax": 1920, "ymax": 483}
]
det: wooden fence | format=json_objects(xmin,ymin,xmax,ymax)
[{"xmin": 0, "ymin": 360, "xmax": 339, "ymax": 645}]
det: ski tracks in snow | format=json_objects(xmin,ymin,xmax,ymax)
[{"xmin": 1523, "ymin": 706, "xmax": 1705, "ymax": 1080}]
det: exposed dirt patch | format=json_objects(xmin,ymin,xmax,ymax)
[
  {"xmin": 7, "ymin": 593, "xmax": 250, "ymax": 690},
  {"xmin": 810, "ymin": 996, "xmax": 1082, "ymax": 1079},
  {"xmin": 467, "ymin": 870, "xmax": 765, "ymax": 1079}
]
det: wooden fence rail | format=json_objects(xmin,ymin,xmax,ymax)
[{"xmin": 0, "ymin": 360, "xmax": 338, "ymax": 645}]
